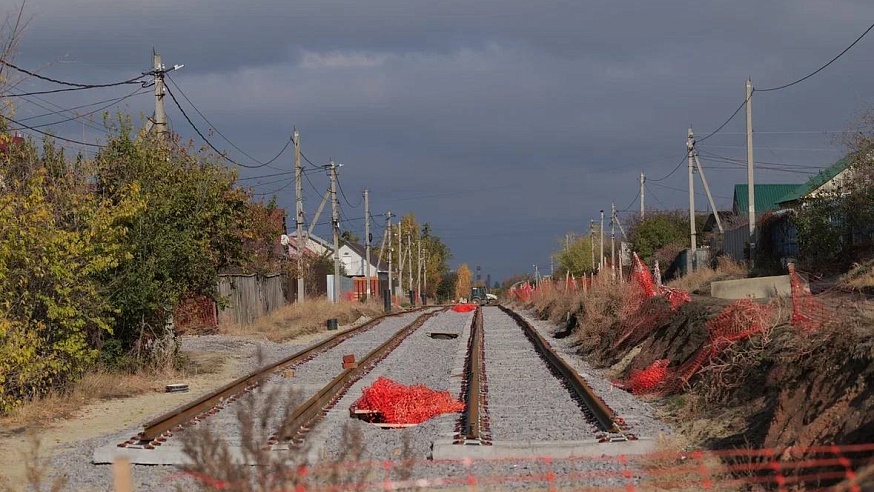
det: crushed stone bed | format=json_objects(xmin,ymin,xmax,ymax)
[{"xmin": 43, "ymin": 306, "xmax": 671, "ymax": 490}]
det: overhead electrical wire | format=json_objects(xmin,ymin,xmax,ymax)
[
  {"xmin": 165, "ymin": 74, "xmax": 292, "ymax": 169},
  {"xmin": 649, "ymin": 155, "xmax": 687, "ymax": 182},
  {"xmin": 757, "ymin": 21, "xmax": 874, "ymax": 92},
  {"xmin": 0, "ymin": 113, "xmax": 104, "ymax": 147},
  {"xmin": 336, "ymin": 176, "xmax": 362, "ymax": 208},
  {"xmin": 17, "ymin": 87, "xmax": 148, "ymax": 130},
  {"xmin": 618, "ymin": 189, "xmax": 641, "ymax": 212},
  {"xmin": 16, "ymin": 88, "xmax": 146, "ymax": 123},
  {"xmin": 164, "ymin": 82, "xmax": 283, "ymax": 169},
  {"xmin": 0, "ymin": 58, "xmax": 148, "ymax": 89}
]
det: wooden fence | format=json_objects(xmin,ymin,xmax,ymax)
[{"xmin": 216, "ymin": 273, "xmax": 286, "ymax": 327}]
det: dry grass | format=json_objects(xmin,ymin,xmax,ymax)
[
  {"xmin": 0, "ymin": 435, "xmax": 67, "ymax": 492},
  {"xmin": 0, "ymin": 370, "xmax": 162, "ymax": 428},
  {"xmin": 667, "ymin": 256, "xmax": 748, "ymax": 294},
  {"xmin": 839, "ymin": 259, "xmax": 874, "ymax": 291},
  {"xmin": 224, "ymin": 297, "xmax": 384, "ymax": 342},
  {"xmin": 638, "ymin": 434, "xmax": 735, "ymax": 491}
]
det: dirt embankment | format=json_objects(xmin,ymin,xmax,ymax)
[{"xmin": 537, "ymin": 290, "xmax": 874, "ymax": 452}]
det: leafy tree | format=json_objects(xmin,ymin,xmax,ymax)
[
  {"xmin": 628, "ymin": 211, "xmax": 690, "ymax": 263},
  {"xmin": 0, "ymin": 136, "xmax": 142, "ymax": 411},
  {"xmin": 238, "ymin": 198, "xmax": 285, "ymax": 274},
  {"xmin": 93, "ymin": 121, "xmax": 248, "ymax": 356},
  {"xmin": 455, "ymin": 264, "xmax": 472, "ymax": 301},
  {"xmin": 552, "ymin": 234, "xmax": 597, "ymax": 276},
  {"xmin": 340, "ymin": 230, "xmax": 360, "ymax": 245}
]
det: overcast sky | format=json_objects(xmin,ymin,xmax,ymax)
[{"xmin": 6, "ymin": 1, "xmax": 874, "ymax": 280}]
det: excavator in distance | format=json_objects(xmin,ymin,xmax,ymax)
[{"xmin": 471, "ymin": 286, "xmax": 497, "ymax": 305}]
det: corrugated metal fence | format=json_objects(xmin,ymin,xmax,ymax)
[{"xmin": 217, "ymin": 273, "xmax": 286, "ymax": 327}]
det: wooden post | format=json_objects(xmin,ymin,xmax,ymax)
[{"xmin": 113, "ymin": 456, "xmax": 133, "ymax": 492}]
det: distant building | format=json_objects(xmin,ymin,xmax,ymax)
[
  {"xmin": 776, "ymin": 155, "xmax": 854, "ymax": 207},
  {"xmin": 339, "ymin": 242, "xmax": 385, "ymax": 277}
]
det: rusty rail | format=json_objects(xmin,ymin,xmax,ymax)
[
  {"xmin": 135, "ymin": 307, "xmax": 429, "ymax": 445},
  {"xmin": 278, "ymin": 308, "xmax": 446, "ymax": 443},
  {"xmin": 498, "ymin": 305, "xmax": 623, "ymax": 435},
  {"xmin": 459, "ymin": 306, "xmax": 486, "ymax": 443}
]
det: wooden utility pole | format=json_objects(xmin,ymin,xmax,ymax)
[
  {"xmin": 294, "ymin": 129, "xmax": 305, "ymax": 302},
  {"xmin": 746, "ymin": 78, "xmax": 756, "ymax": 264},
  {"xmin": 687, "ymin": 128, "xmax": 697, "ymax": 272},
  {"xmin": 640, "ymin": 172, "xmax": 645, "ymax": 219},
  {"xmin": 329, "ymin": 161, "xmax": 340, "ymax": 303},
  {"xmin": 364, "ymin": 189, "xmax": 371, "ymax": 300}
]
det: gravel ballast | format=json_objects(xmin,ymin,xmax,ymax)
[{"xmin": 42, "ymin": 305, "xmax": 671, "ymax": 490}]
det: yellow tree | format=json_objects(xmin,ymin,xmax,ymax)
[{"xmin": 455, "ymin": 264, "xmax": 472, "ymax": 301}]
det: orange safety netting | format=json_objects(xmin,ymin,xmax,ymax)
[
  {"xmin": 616, "ymin": 359, "xmax": 670, "ymax": 394},
  {"xmin": 631, "ymin": 253, "xmax": 691, "ymax": 310},
  {"xmin": 790, "ymin": 270, "xmax": 830, "ymax": 332},
  {"xmin": 181, "ymin": 442, "xmax": 874, "ymax": 491},
  {"xmin": 351, "ymin": 377, "xmax": 465, "ymax": 425},
  {"xmin": 618, "ymin": 299, "xmax": 775, "ymax": 395},
  {"xmin": 451, "ymin": 303, "xmax": 477, "ymax": 313}
]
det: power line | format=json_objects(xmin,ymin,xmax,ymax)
[
  {"xmin": 164, "ymin": 74, "xmax": 292, "ymax": 168},
  {"xmin": 0, "ymin": 113, "xmax": 104, "ymax": 148},
  {"xmin": 16, "ymin": 87, "xmax": 148, "ymax": 130},
  {"xmin": 618, "ymin": 189, "xmax": 641, "ymax": 212},
  {"xmin": 164, "ymin": 82, "xmax": 277, "ymax": 169},
  {"xmin": 649, "ymin": 155, "xmax": 687, "ymax": 182},
  {"xmin": 16, "ymin": 88, "xmax": 146, "ymax": 123},
  {"xmin": 757, "ymin": 21, "xmax": 874, "ymax": 92},
  {"xmin": 697, "ymin": 93, "xmax": 751, "ymax": 143},
  {"xmin": 643, "ymin": 183, "xmax": 667, "ymax": 209},
  {"xmin": 0, "ymin": 58, "xmax": 148, "ymax": 89},
  {"xmin": 337, "ymin": 176, "xmax": 362, "ymax": 208}
]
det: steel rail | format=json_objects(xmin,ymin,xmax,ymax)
[
  {"xmin": 460, "ymin": 306, "xmax": 485, "ymax": 443},
  {"xmin": 135, "ymin": 307, "xmax": 428, "ymax": 445},
  {"xmin": 278, "ymin": 308, "xmax": 446, "ymax": 444},
  {"xmin": 498, "ymin": 305, "xmax": 623, "ymax": 434}
]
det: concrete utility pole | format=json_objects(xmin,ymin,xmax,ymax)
[
  {"xmin": 590, "ymin": 220, "xmax": 595, "ymax": 272},
  {"xmin": 397, "ymin": 222, "xmax": 403, "ymax": 295},
  {"xmin": 416, "ymin": 235, "xmax": 422, "ymax": 299},
  {"xmin": 640, "ymin": 172, "xmax": 645, "ymax": 219},
  {"xmin": 386, "ymin": 213, "xmax": 393, "ymax": 310},
  {"xmin": 687, "ymin": 128, "xmax": 697, "ymax": 273},
  {"xmin": 610, "ymin": 202, "xmax": 616, "ymax": 280},
  {"xmin": 599, "ymin": 210, "xmax": 605, "ymax": 272},
  {"xmin": 364, "ymin": 189, "xmax": 371, "ymax": 300},
  {"xmin": 329, "ymin": 161, "xmax": 340, "ymax": 303},
  {"xmin": 693, "ymin": 152, "xmax": 723, "ymax": 234},
  {"xmin": 294, "ymin": 129, "xmax": 305, "ymax": 303},
  {"xmin": 407, "ymin": 233, "xmax": 413, "ymax": 302},
  {"xmin": 746, "ymin": 78, "xmax": 756, "ymax": 265},
  {"xmin": 152, "ymin": 51, "xmax": 167, "ymax": 138}
]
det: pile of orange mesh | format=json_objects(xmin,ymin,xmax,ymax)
[
  {"xmin": 789, "ymin": 270, "xmax": 830, "ymax": 332},
  {"xmin": 351, "ymin": 377, "xmax": 465, "ymax": 424},
  {"xmin": 618, "ymin": 298, "xmax": 775, "ymax": 395},
  {"xmin": 451, "ymin": 303, "xmax": 477, "ymax": 313}
]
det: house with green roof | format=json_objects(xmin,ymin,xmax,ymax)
[
  {"xmin": 776, "ymin": 155, "xmax": 854, "ymax": 207},
  {"xmin": 732, "ymin": 184, "xmax": 800, "ymax": 217}
]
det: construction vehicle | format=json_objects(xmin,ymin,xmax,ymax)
[{"xmin": 471, "ymin": 286, "xmax": 498, "ymax": 305}]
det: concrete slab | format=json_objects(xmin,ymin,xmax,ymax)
[
  {"xmin": 430, "ymin": 438, "xmax": 656, "ymax": 460},
  {"xmin": 711, "ymin": 275, "xmax": 792, "ymax": 300}
]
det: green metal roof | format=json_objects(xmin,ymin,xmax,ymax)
[
  {"xmin": 733, "ymin": 184, "xmax": 800, "ymax": 216},
  {"xmin": 776, "ymin": 155, "xmax": 853, "ymax": 205}
]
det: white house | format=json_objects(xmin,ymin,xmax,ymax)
[{"xmin": 339, "ymin": 242, "xmax": 384, "ymax": 277}]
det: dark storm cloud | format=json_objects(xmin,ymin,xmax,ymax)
[{"xmin": 8, "ymin": 0, "xmax": 874, "ymax": 278}]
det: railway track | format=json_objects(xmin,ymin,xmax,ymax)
[
  {"xmin": 455, "ymin": 305, "xmax": 632, "ymax": 447},
  {"xmin": 120, "ymin": 307, "xmax": 441, "ymax": 450}
]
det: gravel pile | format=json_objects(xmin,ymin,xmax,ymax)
[{"xmin": 481, "ymin": 307, "xmax": 598, "ymax": 441}]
